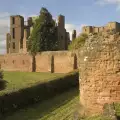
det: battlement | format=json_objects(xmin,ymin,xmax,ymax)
[{"xmin": 82, "ymin": 22, "xmax": 120, "ymax": 34}]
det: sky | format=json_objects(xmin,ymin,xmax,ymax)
[{"xmin": 0, "ymin": 0, "xmax": 120, "ymax": 54}]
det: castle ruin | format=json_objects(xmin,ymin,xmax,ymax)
[
  {"xmin": 82, "ymin": 22, "xmax": 120, "ymax": 34},
  {"xmin": 6, "ymin": 14, "xmax": 70, "ymax": 54}
]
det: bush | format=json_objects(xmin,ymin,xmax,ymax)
[
  {"xmin": 0, "ymin": 70, "xmax": 3, "ymax": 80},
  {"xmin": 68, "ymin": 33, "xmax": 88, "ymax": 50}
]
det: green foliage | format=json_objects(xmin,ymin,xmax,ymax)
[
  {"xmin": 28, "ymin": 7, "xmax": 58, "ymax": 54},
  {"xmin": 114, "ymin": 103, "xmax": 120, "ymax": 117},
  {"xmin": 68, "ymin": 33, "xmax": 88, "ymax": 50}
]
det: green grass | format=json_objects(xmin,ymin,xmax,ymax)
[
  {"xmin": 3, "ymin": 88, "xmax": 79, "ymax": 120},
  {"xmin": 82, "ymin": 115, "xmax": 111, "ymax": 120},
  {"xmin": 2, "ymin": 87, "xmax": 112, "ymax": 120},
  {"xmin": 0, "ymin": 71, "xmax": 117, "ymax": 120},
  {"xmin": 0, "ymin": 71, "xmax": 64, "ymax": 96}
]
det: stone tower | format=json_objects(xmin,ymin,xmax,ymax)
[
  {"xmin": 57, "ymin": 15, "xmax": 66, "ymax": 50},
  {"xmin": 79, "ymin": 32, "xmax": 120, "ymax": 115},
  {"xmin": 72, "ymin": 30, "xmax": 76, "ymax": 41},
  {"xmin": 6, "ymin": 33, "xmax": 11, "ymax": 54},
  {"xmin": 9, "ymin": 15, "xmax": 24, "ymax": 53},
  {"xmin": 27, "ymin": 17, "xmax": 33, "ymax": 27},
  {"xmin": 65, "ymin": 32, "xmax": 70, "ymax": 49}
]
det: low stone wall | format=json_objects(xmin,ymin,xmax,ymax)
[
  {"xmin": 35, "ymin": 51, "xmax": 77, "ymax": 73},
  {"xmin": 0, "ymin": 53, "xmax": 33, "ymax": 72},
  {"xmin": 0, "ymin": 51, "xmax": 78, "ymax": 73},
  {"xmin": 35, "ymin": 53, "xmax": 51, "ymax": 72}
]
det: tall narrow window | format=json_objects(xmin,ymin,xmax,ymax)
[
  {"xmin": 12, "ymin": 17, "xmax": 15, "ymax": 24},
  {"xmin": 9, "ymin": 43, "xmax": 10, "ymax": 48},
  {"xmin": 13, "ymin": 42, "xmax": 15, "ymax": 49},
  {"xmin": 13, "ymin": 28, "xmax": 15, "ymax": 39}
]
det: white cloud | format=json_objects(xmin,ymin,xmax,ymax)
[
  {"xmin": 0, "ymin": 12, "xmax": 10, "ymax": 54},
  {"xmin": 96, "ymin": 0, "xmax": 120, "ymax": 10},
  {"xmin": 65, "ymin": 23, "xmax": 87, "ymax": 40},
  {"xmin": 96, "ymin": 0, "xmax": 120, "ymax": 5},
  {"xmin": 0, "ymin": 12, "xmax": 10, "ymax": 18}
]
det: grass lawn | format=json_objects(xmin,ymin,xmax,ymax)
[
  {"xmin": 3, "ymin": 88, "xmax": 79, "ymax": 120},
  {"xmin": 2, "ymin": 87, "xmax": 112, "ymax": 120},
  {"xmin": 1, "ymin": 71, "xmax": 118, "ymax": 120},
  {"xmin": 0, "ymin": 71, "xmax": 65, "ymax": 96}
]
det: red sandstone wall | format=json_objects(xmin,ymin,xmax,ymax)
[
  {"xmin": 0, "ymin": 51, "xmax": 77, "ymax": 73},
  {"xmin": 35, "ymin": 53, "xmax": 50, "ymax": 72},
  {"xmin": 53, "ymin": 52, "xmax": 75, "ymax": 73},
  {"xmin": 0, "ymin": 53, "xmax": 32, "ymax": 72},
  {"xmin": 35, "ymin": 51, "xmax": 76, "ymax": 73}
]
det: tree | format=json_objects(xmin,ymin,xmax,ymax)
[
  {"xmin": 68, "ymin": 33, "xmax": 88, "ymax": 50},
  {"xmin": 28, "ymin": 7, "xmax": 58, "ymax": 54}
]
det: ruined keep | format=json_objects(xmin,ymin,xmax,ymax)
[
  {"xmin": 79, "ymin": 31, "xmax": 120, "ymax": 114},
  {"xmin": 6, "ymin": 14, "xmax": 70, "ymax": 54}
]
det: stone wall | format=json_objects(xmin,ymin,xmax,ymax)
[
  {"xmin": 0, "ymin": 53, "xmax": 33, "ymax": 72},
  {"xmin": 82, "ymin": 22, "xmax": 120, "ymax": 34},
  {"xmin": 0, "ymin": 51, "xmax": 77, "ymax": 73},
  {"xmin": 35, "ymin": 51, "xmax": 77, "ymax": 73},
  {"xmin": 35, "ymin": 53, "xmax": 51, "ymax": 72},
  {"xmin": 79, "ymin": 32, "xmax": 120, "ymax": 114},
  {"xmin": 53, "ymin": 51, "xmax": 75, "ymax": 73}
]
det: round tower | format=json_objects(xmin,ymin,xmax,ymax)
[{"xmin": 79, "ymin": 32, "xmax": 120, "ymax": 115}]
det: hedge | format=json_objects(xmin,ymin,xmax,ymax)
[{"xmin": 0, "ymin": 70, "xmax": 79, "ymax": 117}]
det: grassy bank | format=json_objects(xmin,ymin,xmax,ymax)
[
  {"xmin": 2, "ymin": 87, "xmax": 112, "ymax": 120},
  {"xmin": 1, "ymin": 71, "xmax": 64, "ymax": 95},
  {"xmin": 0, "ymin": 70, "xmax": 79, "ymax": 116},
  {"xmin": 3, "ymin": 88, "xmax": 79, "ymax": 120}
]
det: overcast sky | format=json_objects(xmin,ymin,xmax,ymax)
[{"xmin": 0, "ymin": 0, "xmax": 120, "ymax": 54}]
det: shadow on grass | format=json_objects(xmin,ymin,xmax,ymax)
[
  {"xmin": 0, "ymin": 80, "xmax": 7, "ymax": 90},
  {"xmin": 3, "ymin": 87, "xmax": 79, "ymax": 120},
  {"xmin": 117, "ymin": 116, "xmax": 120, "ymax": 120}
]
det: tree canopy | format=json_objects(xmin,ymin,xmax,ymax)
[
  {"xmin": 68, "ymin": 33, "xmax": 88, "ymax": 50},
  {"xmin": 28, "ymin": 7, "xmax": 58, "ymax": 54}
]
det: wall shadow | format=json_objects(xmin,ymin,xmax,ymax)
[
  {"xmin": 0, "ymin": 80, "xmax": 7, "ymax": 90},
  {"xmin": 32, "ymin": 55, "xmax": 36, "ymax": 72},
  {"xmin": 117, "ymin": 116, "xmax": 120, "ymax": 120}
]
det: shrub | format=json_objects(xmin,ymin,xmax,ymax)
[
  {"xmin": 0, "ymin": 70, "xmax": 3, "ymax": 80},
  {"xmin": 68, "ymin": 33, "xmax": 88, "ymax": 50}
]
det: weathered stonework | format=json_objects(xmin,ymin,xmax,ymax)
[
  {"xmin": 79, "ymin": 31, "xmax": 120, "ymax": 114},
  {"xmin": 82, "ymin": 22, "xmax": 120, "ymax": 34}
]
